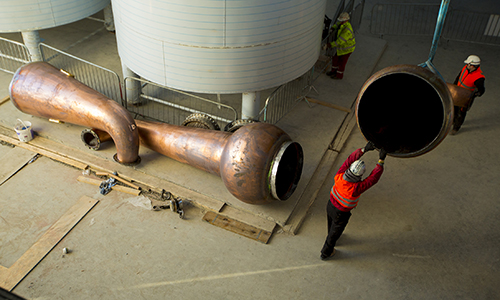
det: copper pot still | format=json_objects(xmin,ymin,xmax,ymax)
[
  {"xmin": 355, "ymin": 64, "xmax": 456, "ymax": 158},
  {"xmin": 9, "ymin": 62, "xmax": 140, "ymax": 164},
  {"xmin": 83, "ymin": 121, "xmax": 304, "ymax": 205}
]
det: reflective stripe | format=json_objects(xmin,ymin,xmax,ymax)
[
  {"xmin": 459, "ymin": 72, "xmax": 475, "ymax": 91},
  {"xmin": 458, "ymin": 65, "xmax": 485, "ymax": 91},
  {"xmin": 331, "ymin": 186, "xmax": 359, "ymax": 208}
]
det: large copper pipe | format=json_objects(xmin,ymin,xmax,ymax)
[
  {"xmin": 446, "ymin": 83, "xmax": 474, "ymax": 108},
  {"xmin": 355, "ymin": 64, "xmax": 454, "ymax": 158},
  {"xmin": 9, "ymin": 62, "xmax": 140, "ymax": 164},
  {"xmin": 136, "ymin": 120, "xmax": 303, "ymax": 205}
]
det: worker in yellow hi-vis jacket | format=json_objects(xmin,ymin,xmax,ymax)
[{"xmin": 326, "ymin": 12, "xmax": 356, "ymax": 80}]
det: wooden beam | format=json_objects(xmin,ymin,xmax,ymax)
[
  {"xmin": 0, "ymin": 96, "xmax": 10, "ymax": 106},
  {"xmin": 305, "ymin": 97, "xmax": 351, "ymax": 113},
  {"xmin": 203, "ymin": 211, "xmax": 273, "ymax": 244},
  {"xmin": 0, "ymin": 196, "xmax": 99, "ymax": 291},
  {"xmin": 0, "ymin": 129, "xmax": 88, "ymax": 170}
]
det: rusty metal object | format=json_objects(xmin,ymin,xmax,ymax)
[
  {"xmin": 355, "ymin": 64, "xmax": 454, "ymax": 158},
  {"xmin": 135, "ymin": 119, "xmax": 303, "ymax": 205},
  {"xmin": 446, "ymin": 83, "xmax": 475, "ymax": 108},
  {"xmin": 9, "ymin": 62, "xmax": 140, "ymax": 164}
]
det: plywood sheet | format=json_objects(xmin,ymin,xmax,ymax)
[{"xmin": 0, "ymin": 196, "xmax": 99, "ymax": 291}]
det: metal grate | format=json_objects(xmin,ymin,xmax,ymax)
[
  {"xmin": 370, "ymin": 3, "xmax": 441, "ymax": 37},
  {"xmin": 0, "ymin": 37, "xmax": 31, "ymax": 74},
  {"xmin": 257, "ymin": 69, "xmax": 312, "ymax": 124},
  {"xmin": 39, "ymin": 43, "xmax": 123, "ymax": 104},
  {"xmin": 124, "ymin": 77, "xmax": 238, "ymax": 129},
  {"xmin": 443, "ymin": 10, "xmax": 500, "ymax": 46}
]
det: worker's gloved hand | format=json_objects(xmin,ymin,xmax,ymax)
[
  {"xmin": 364, "ymin": 141, "xmax": 376, "ymax": 152},
  {"xmin": 379, "ymin": 149, "xmax": 387, "ymax": 160}
]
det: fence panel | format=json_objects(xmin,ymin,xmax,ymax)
[
  {"xmin": 370, "ymin": 3, "xmax": 440, "ymax": 36},
  {"xmin": 0, "ymin": 37, "xmax": 31, "ymax": 74},
  {"xmin": 39, "ymin": 43, "xmax": 123, "ymax": 104},
  {"xmin": 124, "ymin": 77, "xmax": 238, "ymax": 129},
  {"xmin": 257, "ymin": 69, "xmax": 312, "ymax": 124},
  {"xmin": 443, "ymin": 10, "xmax": 500, "ymax": 46}
]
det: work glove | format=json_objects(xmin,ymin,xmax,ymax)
[
  {"xmin": 363, "ymin": 141, "xmax": 376, "ymax": 152},
  {"xmin": 379, "ymin": 149, "xmax": 387, "ymax": 160}
]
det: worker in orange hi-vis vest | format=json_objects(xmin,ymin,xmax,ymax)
[
  {"xmin": 320, "ymin": 141, "xmax": 386, "ymax": 260},
  {"xmin": 451, "ymin": 55, "xmax": 486, "ymax": 135}
]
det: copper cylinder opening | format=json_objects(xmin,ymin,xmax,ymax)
[
  {"xmin": 269, "ymin": 141, "xmax": 303, "ymax": 201},
  {"xmin": 81, "ymin": 128, "xmax": 111, "ymax": 150},
  {"xmin": 356, "ymin": 65, "xmax": 453, "ymax": 157}
]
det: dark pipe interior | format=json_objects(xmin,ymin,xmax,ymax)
[
  {"xmin": 274, "ymin": 142, "xmax": 303, "ymax": 200},
  {"xmin": 358, "ymin": 73, "xmax": 444, "ymax": 154},
  {"xmin": 81, "ymin": 130, "xmax": 99, "ymax": 149}
]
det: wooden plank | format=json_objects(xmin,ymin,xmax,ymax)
[
  {"xmin": 305, "ymin": 97, "xmax": 352, "ymax": 113},
  {"xmin": 220, "ymin": 205, "xmax": 276, "ymax": 233},
  {"xmin": 0, "ymin": 147, "xmax": 37, "ymax": 185},
  {"xmin": 0, "ymin": 196, "xmax": 99, "ymax": 291},
  {"xmin": 0, "ymin": 96, "xmax": 9, "ymax": 106},
  {"xmin": 203, "ymin": 211, "xmax": 272, "ymax": 244},
  {"xmin": 0, "ymin": 130, "xmax": 88, "ymax": 170},
  {"xmin": 77, "ymin": 176, "xmax": 141, "ymax": 196}
]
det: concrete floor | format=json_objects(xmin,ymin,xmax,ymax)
[{"xmin": 1, "ymin": 1, "xmax": 500, "ymax": 299}]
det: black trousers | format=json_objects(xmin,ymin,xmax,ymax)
[
  {"xmin": 321, "ymin": 200, "xmax": 352, "ymax": 256},
  {"xmin": 453, "ymin": 105, "xmax": 468, "ymax": 131},
  {"xmin": 453, "ymin": 96, "xmax": 476, "ymax": 131}
]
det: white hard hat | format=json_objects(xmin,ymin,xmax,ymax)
[
  {"xmin": 349, "ymin": 160, "xmax": 365, "ymax": 176},
  {"xmin": 464, "ymin": 55, "xmax": 481, "ymax": 66},
  {"xmin": 338, "ymin": 12, "xmax": 350, "ymax": 22}
]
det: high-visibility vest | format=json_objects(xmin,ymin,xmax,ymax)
[
  {"xmin": 331, "ymin": 173, "xmax": 360, "ymax": 209},
  {"xmin": 330, "ymin": 22, "xmax": 356, "ymax": 56},
  {"xmin": 457, "ymin": 65, "xmax": 485, "ymax": 91}
]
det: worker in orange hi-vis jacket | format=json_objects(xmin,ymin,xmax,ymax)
[
  {"xmin": 320, "ymin": 141, "xmax": 386, "ymax": 260},
  {"xmin": 451, "ymin": 55, "xmax": 486, "ymax": 135}
]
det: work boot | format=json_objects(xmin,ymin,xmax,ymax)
[
  {"xmin": 330, "ymin": 75, "xmax": 343, "ymax": 80},
  {"xmin": 320, "ymin": 248, "xmax": 336, "ymax": 260},
  {"xmin": 326, "ymin": 71, "xmax": 337, "ymax": 76}
]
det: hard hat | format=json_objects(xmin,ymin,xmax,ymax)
[
  {"xmin": 338, "ymin": 12, "xmax": 350, "ymax": 22},
  {"xmin": 464, "ymin": 55, "xmax": 481, "ymax": 65},
  {"xmin": 349, "ymin": 160, "xmax": 365, "ymax": 176}
]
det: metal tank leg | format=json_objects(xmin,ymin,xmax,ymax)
[
  {"xmin": 242, "ymin": 91, "xmax": 261, "ymax": 120},
  {"xmin": 21, "ymin": 31, "xmax": 43, "ymax": 62}
]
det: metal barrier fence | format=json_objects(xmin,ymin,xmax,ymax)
[
  {"xmin": 39, "ymin": 43, "xmax": 123, "ymax": 104},
  {"xmin": 443, "ymin": 10, "xmax": 500, "ymax": 46},
  {"xmin": 257, "ymin": 69, "xmax": 312, "ymax": 124},
  {"xmin": 124, "ymin": 77, "xmax": 238, "ymax": 128},
  {"xmin": 0, "ymin": 37, "xmax": 31, "ymax": 74},
  {"xmin": 370, "ymin": 3, "xmax": 441, "ymax": 37},
  {"xmin": 258, "ymin": 0, "xmax": 366, "ymax": 125},
  {"xmin": 371, "ymin": 3, "xmax": 500, "ymax": 46}
]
